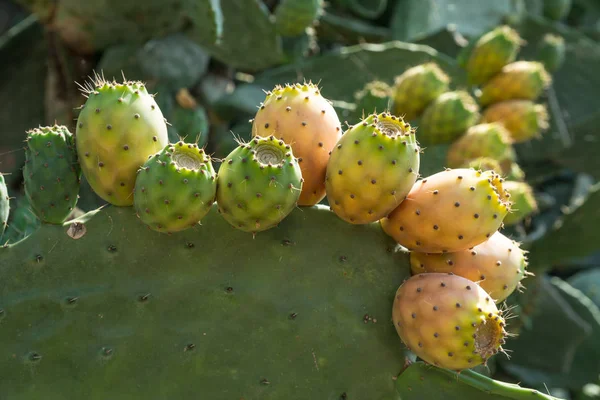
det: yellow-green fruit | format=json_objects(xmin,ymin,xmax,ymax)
[
  {"xmin": 418, "ymin": 91, "xmax": 480, "ymax": 146},
  {"xmin": 465, "ymin": 157, "xmax": 503, "ymax": 175},
  {"xmin": 392, "ymin": 273, "xmax": 507, "ymax": 370},
  {"xmin": 479, "ymin": 61, "xmax": 551, "ymax": 107},
  {"xmin": 275, "ymin": 0, "xmax": 323, "ymax": 37},
  {"xmin": 325, "ymin": 113, "xmax": 420, "ymax": 224},
  {"xmin": 75, "ymin": 77, "xmax": 169, "ymax": 206},
  {"xmin": 537, "ymin": 33, "xmax": 566, "ymax": 73},
  {"xmin": 506, "ymin": 162, "xmax": 525, "ymax": 181},
  {"xmin": 503, "ymin": 181, "xmax": 538, "ymax": 225},
  {"xmin": 410, "ymin": 232, "xmax": 529, "ymax": 303},
  {"xmin": 251, "ymin": 83, "xmax": 342, "ymax": 206},
  {"xmin": 466, "ymin": 25, "xmax": 523, "ymax": 86},
  {"xmin": 482, "ymin": 100, "xmax": 549, "ymax": 143},
  {"xmin": 447, "ymin": 123, "xmax": 515, "ymax": 173},
  {"xmin": 391, "ymin": 63, "xmax": 450, "ymax": 121},
  {"xmin": 381, "ymin": 168, "xmax": 511, "ymax": 254}
]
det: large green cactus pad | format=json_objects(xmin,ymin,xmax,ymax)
[{"xmin": 0, "ymin": 205, "xmax": 410, "ymax": 399}]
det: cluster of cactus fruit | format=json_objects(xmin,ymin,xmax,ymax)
[{"xmin": 5, "ymin": 62, "xmax": 539, "ymax": 374}]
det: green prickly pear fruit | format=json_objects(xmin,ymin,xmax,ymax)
[
  {"xmin": 482, "ymin": 100, "xmax": 549, "ymax": 143},
  {"xmin": 503, "ymin": 181, "xmax": 538, "ymax": 225},
  {"xmin": 479, "ymin": 61, "xmax": 552, "ymax": 107},
  {"xmin": 447, "ymin": 123, "xmax": 516, "ymax": 173},
  {"xmin": 506, "ymin": 162, "xmax": 525, "ymax": 181},
  {"xmin": 133, "ymin": 142, "xmax": 216, "ymax": 233},
  {"xmin": 350, "ymin": 81, "xmax": 393, "ymax": 123},
  {"xmin": 75, "ymin": 75, "xmax": 169, "ymax": 206},
  {"xmin": 391, "ymin": 63, "xmax": 450, "ymax": 121},
  {"xmin": 537, "ymin": 34, "xmax": 566, "ymax": 73},
  {"xmin": 392, "ymin": 273, "xmax": 507, "ymax": 370},
  {"xmin": 274, "ymin": 0, "xmax": 323, "ymax": 37},
  {"xmin": 167, "ymin": 104, "xmax": 210, "ymax": 148},
  {"xmin": 22, "ymin": 125, "xmax": 81, "ymax": 224},
  {"xmin": 252, "ymin": 82, "xmax": 342, "ymax": 206},
  {"xmin": 465, "ymin": 157, "xmax": 503, "ymax": 175},
  {"xmin": 381, "ymin": 168, "xmax": 511, "ymax": 253},
  {"xmin": 418, "ymin": 91, "xmax": 480, "ymax": 146},
  {"xmin": 543, "ymin": 0, "xmax": 572, "ymax": 20},
  {"xmin": 0, "ymin": 174, "xmax": 9, "ymax": 239},
  {"xmin": 216, "ymin": 136, "xmax": 303, "ymax": 234},
  {"xmin": 325, "ymin": 113, "xmax": 419, "ymax": 224},
  {"xmin": 466, "ymin": 25, "xmax": 523, "ymax": 86},
  {"xmin": 410, "ymin": 232, "xmax": 530, "ymax": 303}
]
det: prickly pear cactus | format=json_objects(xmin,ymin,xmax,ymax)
[
  {"xmin": 381, "ymin": 168, "xmax": 511, "ymax": 253},
  {"xmin": 167, "ymin": 104, "xmax": 210, "ymax": 148},
  {"xmin": 410, "ymin": 232, "xmax": 529, "ymax": 303},
  {"xmin": 251, "ymin": 83, "xmax": 342, "ymax": 206},
  {"xmin": 0, "ymin": 174, "xmax": 8, "ymax": 239},
  {"xmin": 351, "ymin": 80, "xmax": 393, "ymax": 122},
  {"xmin": 325, "ymin": 113, "xmax": 419, "ymax": 224},
  {"xmin": 392, "ymin": 273, "xmax": 507, "ymax": 370},
  {"xmin": 479, "ymin": 61, "xmax": 551, "ymax": 107},
  {"xmin": 543, "ymin": 0, "xmax": 572, "ymax": 20},
  {"xmin": 502, "ymin": 181, "xmax": 538, "ymax": 226},
  {"xmin": 464, "ymin": 25, "xmax": 523, "ymax": 86},
  {"xmin": 133, "ymin": 142, "xmax": 217, "ymax": 233},
  {"xmin": 446, "ymin": 123, "xmax": 515, "ymax": 173},
  {"xmin": 23, "ymin": 125, "xmax": 81, "ymax": 224},
  {"xmin": 466, "ymin": 157, "xmax": 504, "ymax": 175},
  {"xmin": 418, "ymin": 91, "xmax": 480, "ymax": 146},
  {"xmin": 536, "ymin": 34, "xmax": 566, "ymax": 73},
  {"xmin": 75, "ymin": 76, "xmax": 169, "ymax": 206},
  {"xmin": 0, "ymin": 204, "xmax": 410, "ymax": 399},
  {"xmin": 216, "ymin": 136, "xmax": 303, "ymax": 234},
  {"xmin": 391, "ymin": 63, "xmax": 450, "ymax": 122},
  {"xmin": 274, "ymin": 0, "xmax": 323, "ymax": 37},
  {"xmin": 482, "ymin": 100, "xmax": 549, "ymax": 143}
]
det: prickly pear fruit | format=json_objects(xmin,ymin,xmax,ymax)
[
  {"xmin": 167, "ymin": 104, "xmax": 210, "ymax": 148},
  {"xmin": 410, "ymin": 232, "xmax": 529, "ymax": 303},
  {"xmin": 133, "ymin": 142, "xmax": 216, "ymax": 233},
  {"xmin": 479, "ymin": 61, "xmax": 551, "ymax": 107},
  {"xmin": 506, "ymin": 162, "xmax": 525, "ymax": 181},
  {"xmin": 482, "ymin": 100, "xmax": 549, "ymax": 143},
  {"xmin": 381, "ymin": 168, "xmax": 511, "ymax": 253},
  {"xmin": 466, "ymin": 25, "xmax": 523, "ymax": 86},
  {"xmin": 392, "ymin": 273, "xmax": 507, "ymax": 370},
  {"xmin": 23, "ymin": 125, "xmax": 81, "ymax": 224},
  {"xmin": 465, "ymin": 157, "xmax": 503, "ymax": 175},
  {"xmin": 251, "ymin": 82, "xmax": 342, "ymax": 206},
  {"xmin": 325, "ymin": 113, "xmax": 419, "ymax": 224},
  {"xmin": 503, "ymin": 181, "xmax": 538, "ymax": 225},
  {"xmin": 216, "ymin": 136, "xmax": 303, "ymax": 233},
  {"xmin": 391, "ymin": 63, "xmax": 450, "ymax": 121},
  {"xmin": 75, "ymin": 76, "xmax": 169, "ymax": 206},
  {"xmin": 543, "ymin": 0, "xmax": 572, "ymax": 20},
  {"xmin": 537, "ymin": 34, "xmax": 566, "ymax": 73},
  {"xmin": 418, "ymin": 91, "xmax": 480, "ymax": 145},
  {"xmin": 275, "ymin": 0, "xmax": 323, "ymax": 37},
  {"xmin": 350, "ymin": 81, "xmax": 392, "ymax": 123},
  {"xmin": 0, "ymin": 174, "xmax": 8, "ymax": 239},
  {"xmin": 447, "ymin": 123, "xmax": 516, "ymax": 172}
]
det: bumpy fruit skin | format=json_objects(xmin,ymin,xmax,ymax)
[
  {"xmin": 465, "ymin": 157, "xmax": 503, "ymax": 175},
  {"xmin": 479, "ymin": 61, "xmax": 551, "ymax": 107},
  {"xmin": 133, "ymin": 141, "xmax": 216, "ymax": 233},
  {"xmin": 381, "ymin": 168, "xmax": 511, "ymax": 253},
  {"xmin": 503, "ymin": 181, "xmax": 538, "ymax": 225},
  {"xmin": 76, "ymin": 77, "xmax": 169, "ymax": 206},
  {"xmin": 0, "ymin": 174, "xmax": 9, "ymax": 239},
  {"xmin": 23, "ymin": 125, "xmax": 81, "ymax": 224},
  {"xmin": 537, "ymin": 34, "xmax": 566, "ymax": 73},
  {"xmin": 392, "ymin": 63, "xmax": 450, "ymax": 121},
  {"xmin": 418, "ymin": 91, "xmax": 480, "ymax": 145},
  {"xmin": 351, "ymin": 81, "xmax": 393, "ymax": 123},
  {"xmin": 392, "ymin": 273, "xmax": 507, "ymax": 370},
  {"xmin": 325, "ymin": 113, "xmax": 420, "ymax": 224},
  {"xmin": 466, "ymin": 25, "xmax": 523, "ymax": 86},
  {"xmin": 251, "ymin": 83, "xmax": 342, "ymax": 206},
  {"xmin": 447, "ymin": 123, "xmax": 516, "ymax": 172},
  {"xmin": 482, "ymin": 100, "xmax": 549, "ymax": 143},
  {"xmin": 275, "ymin": 0, "xmax": 323, "ymax": 37},
  {"xmin": 216, "ymin": 136, "xmax": 303, "ymax": 233},
  {"xmin": 410, "ymin": 232, "xmax": 529, "ymax": 303}
]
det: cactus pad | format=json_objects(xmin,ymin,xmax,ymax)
[
  {"xmin": 0, "ymin": 174, "xmax": 9, "ymax": 239},
  {"xmin": 326, "ymin": 113, "xmax": 419, "ymax": 224},
  {"xmin": 23, "ymin": 125, "xmax": 81, "ymax": 224}
]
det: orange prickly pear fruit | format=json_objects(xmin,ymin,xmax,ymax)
[
  {"xmin": 479, "ymin": 61, "xmax": 551, "ymax": 107},
  {"xmin": 482, "ymin": 100, "xmax": 549, "ymax": 143}
]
